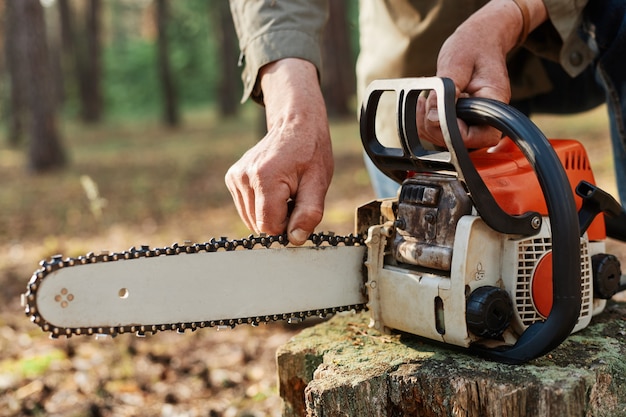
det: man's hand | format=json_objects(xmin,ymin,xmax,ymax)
[
  {"xmin": 417, "ymin": 0, "xmax": 548, "ymax": 148},
  {"xmin": 225, "ymin": 58, "xmax": 333, "ymax": 245}
]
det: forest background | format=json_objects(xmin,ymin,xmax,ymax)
[{"xmin": 0, "ymin": 1, "xmax": 622, "ymax": 416}]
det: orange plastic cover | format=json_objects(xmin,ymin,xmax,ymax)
[{"xmin": 469, "ymin": 138, "xmax": 606, "ymax": 241}]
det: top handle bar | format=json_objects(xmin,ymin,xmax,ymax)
[{"xmin": 360, "ymin": 78, "xmax": 541, "ymax": 237}]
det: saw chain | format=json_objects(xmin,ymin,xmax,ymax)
[{"xmin": 23, "ymin": 232, "xmax": 367, "ymax": 338}]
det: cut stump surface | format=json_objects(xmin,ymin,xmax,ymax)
[{"xmin": 278, "ymin": 301, "xmax": 626, "ymax": 417}]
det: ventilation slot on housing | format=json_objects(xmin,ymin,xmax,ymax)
[
  {"xmin": 513, "ymin": 237, "xmax": 591, "ymax": 328},
  {"xmin": 564, "ymin": 150, "xmax": 591, "ymax": 171}
]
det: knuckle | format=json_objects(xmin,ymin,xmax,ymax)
[{"xmin": 296, "ymin": 206, "xmax": 324, "ymax": 228}]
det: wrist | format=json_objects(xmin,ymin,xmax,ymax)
[
  {"xmin": 511, "ymin": 0, "xmax": 531, "ymax": 48},
  {"xmin": 510, "ymin": 0, "xmax": 548, "ymax": 47},
  {"xmin": 503, "ymin": 0, "xmax": 549, "ymax": 49},
  {"xmin": 476, "ymin": 0, "xmax": 548, "ymax": 52},
  {"xmin": 259, "ymin": 58, "xmax": 321, "ymax": 106},
  {"xmin": 259, "ymin": 58, "xmax": 327, "ymax": 130}
]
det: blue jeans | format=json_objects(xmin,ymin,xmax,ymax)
[
  {"xmin": 584, "ymin": 0, "xmax": 626, "ymax": 208},
  {"xmin": 367, "ymin": 1, "xmax": 626, "ymax": 209}
]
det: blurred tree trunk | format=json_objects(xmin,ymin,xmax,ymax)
[
  {"xmin": 321, "ymin": 1, "xmax": 355, "ymax": 118},
  {"xmin": 212, "ymin": 1, "xmax": 239, "ymax": 117},
  {"xmin": 48, "ymin": 29, "xmax": 65, "ymax": 108},
  {"xmin": 5, "ymin": 0, "xmax": 26, "ymax": 146},
  {"xmin": 58, "ymin": 0, "xmax": 78, "ymax": 106},
  {"xmin": 80, "ymin": 0, "xmax": 103, "ymax": 122},
  {"xmin": 155, "ymin": 0, "xmax": 180, "ymax": 127},
  {"xmin": 59, "ymin": 0, "xmax": 103, "ymax": 123},
  {"xmin": 58, "ymin": 0, "xmax": 75, "ymax": 55},
  {"xmin": 10, "ymin": 0, "xmax": 66, "ymax": 172}
]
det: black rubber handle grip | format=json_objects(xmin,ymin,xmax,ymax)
[{"xmin": 456, "ymin": 97, "xmax": 582, "ymax": 364}]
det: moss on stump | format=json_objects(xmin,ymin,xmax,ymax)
[{"xmin": 277, "ymin": 302, "xmax": 626, "ymax": 417}]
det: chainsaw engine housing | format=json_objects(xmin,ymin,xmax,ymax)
[
  {"xmin": 358, "ymin": 77, "xmax": 626, "ymax": 363},
  {"xmin": 359, "ymin": 138, "xmax": 614, "ymax": 352}
]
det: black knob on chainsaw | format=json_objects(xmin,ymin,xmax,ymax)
[
  {"xmin": 592, "ymin": 253, "xmax": 622, "ymax": 299},
  {"xmin": 466, "ymin": 286, "xmax": 513, "ymax": 339}
]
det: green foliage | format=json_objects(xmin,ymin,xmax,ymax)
[
  {"xmin": 1, "ymin": 0, "xmax": 362, "ymax": 124},
  {"xmin": 103, "ymin": 0, "xmax": 218, "ymax": 118},
  {"xmin": 104, "ymin": 40, "xmax": 160, "ymax": 117},
  {"xmin": 168, "ymin": 0, "xmax": 218, "ymax": 104},
  {"xmin": 0, "ymin": 349, "xmax": 66, "ymax": 379}
]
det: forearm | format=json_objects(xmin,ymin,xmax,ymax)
[
  {"xmin": 259, "ymin": 59, "xmax": 326, "ymax": 130},
  {"xmin": 461, "ymin": 0, "xmax": 548, "ymax": 54}
]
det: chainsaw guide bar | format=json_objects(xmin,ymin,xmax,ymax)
[{"xmin": 23, "ymin": 233, "xmax": 368, "ymax": 338}]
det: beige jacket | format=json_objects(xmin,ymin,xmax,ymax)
[{"xmin": 229, "ymin": 0, "xmax": 593, "ymax": 103}]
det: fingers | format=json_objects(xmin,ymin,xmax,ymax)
[
  {"xmin": 464, "ymin": 124, "xmax": 503, "ymax": 149},
  {"xmin": 254, "ymin": 183, "xmax": 291, "ymax": 236},
  {"xmin": 287, "ymin": 175, "xmax": 328, "ymax": 245},
  {"xmin": 225, "ymin": 162, "xmax": 329, "ymax": 246},
  {"xmin": 416, "ymin": 90, "xmax": 445, "ymax": 148},
  {"xmin": 416, "ymin": 87, "xmax": 503, "ymax": 149},
  {"xmin": 225, "ymin": 165, "xmax": 291, "ymax": 236},
  {"xmin": 225, "ymin": 166, "xmax": 257, "ymax": 233}
]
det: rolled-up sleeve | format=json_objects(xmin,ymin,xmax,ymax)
[
  {"xmin": 229, "ymin": 0, "xmax": 328, "ymax": 103},
  {"xmin": 525, "ymin": 0, "xmax": 594, "ymax": 77}
]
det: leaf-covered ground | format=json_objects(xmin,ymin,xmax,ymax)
[
  {"xmin": 0, "ymin": 105, "xmax": 624, "ymax": 416},
  {"xmin": 0, "ymin": 106, "xmax": 373, "ymax": 416}
]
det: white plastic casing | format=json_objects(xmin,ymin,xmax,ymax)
[{"xmin": 365, "ymin": 216, "xmax": 602, "ymax": 348}]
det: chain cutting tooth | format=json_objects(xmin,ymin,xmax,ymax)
[{"xmin": 259, "ymin": 235, "xmax": 270, "ymax": 248}]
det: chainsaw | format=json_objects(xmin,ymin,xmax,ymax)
[{"xmin": 23, "ymin": 77, "xmax": 626, "ymax": 364}]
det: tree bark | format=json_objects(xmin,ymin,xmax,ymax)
[
  {"xmin": 278, "ymin": 305, "xmax": 626, "ymax": 417},
  {"xmin": 59, "ymin": 0, "xmax": 103, "ymax": 123},
  {"xmin": 155, "ymin": 0, "xmax": 180, "ymax": 127},
  {"xmin": 321, "ymin": 1, "xmax": 356, "ymax": 118},
  {"xmin": 10, "ymin": 0, "xmax": 66, "ymax": 172},
  {"xmin": 213, "ymin": 1, "xmax": 239, "ymax": 118},
  {"xmin": 57, "ymin": 0, "xmax": 75, "ymax": 54},
  {"xmin": 80, "ymin": 0, "xmax": 103, "ymax": 123},
  {"xmin": 57, "ymin": 0, "xmax": 78, "ymax": 93},
  {"xmin": 4, "ymin": 0, "xmax": 26, "ymax": 146}
]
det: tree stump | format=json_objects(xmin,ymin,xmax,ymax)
[{"xmin": 277, "ymin": 301, "xmax": 626, "ymax": 417}]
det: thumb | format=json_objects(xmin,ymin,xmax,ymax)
[{"xmin": 286, "ymin": 181, "xmax": 326, "ymax": 246}]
